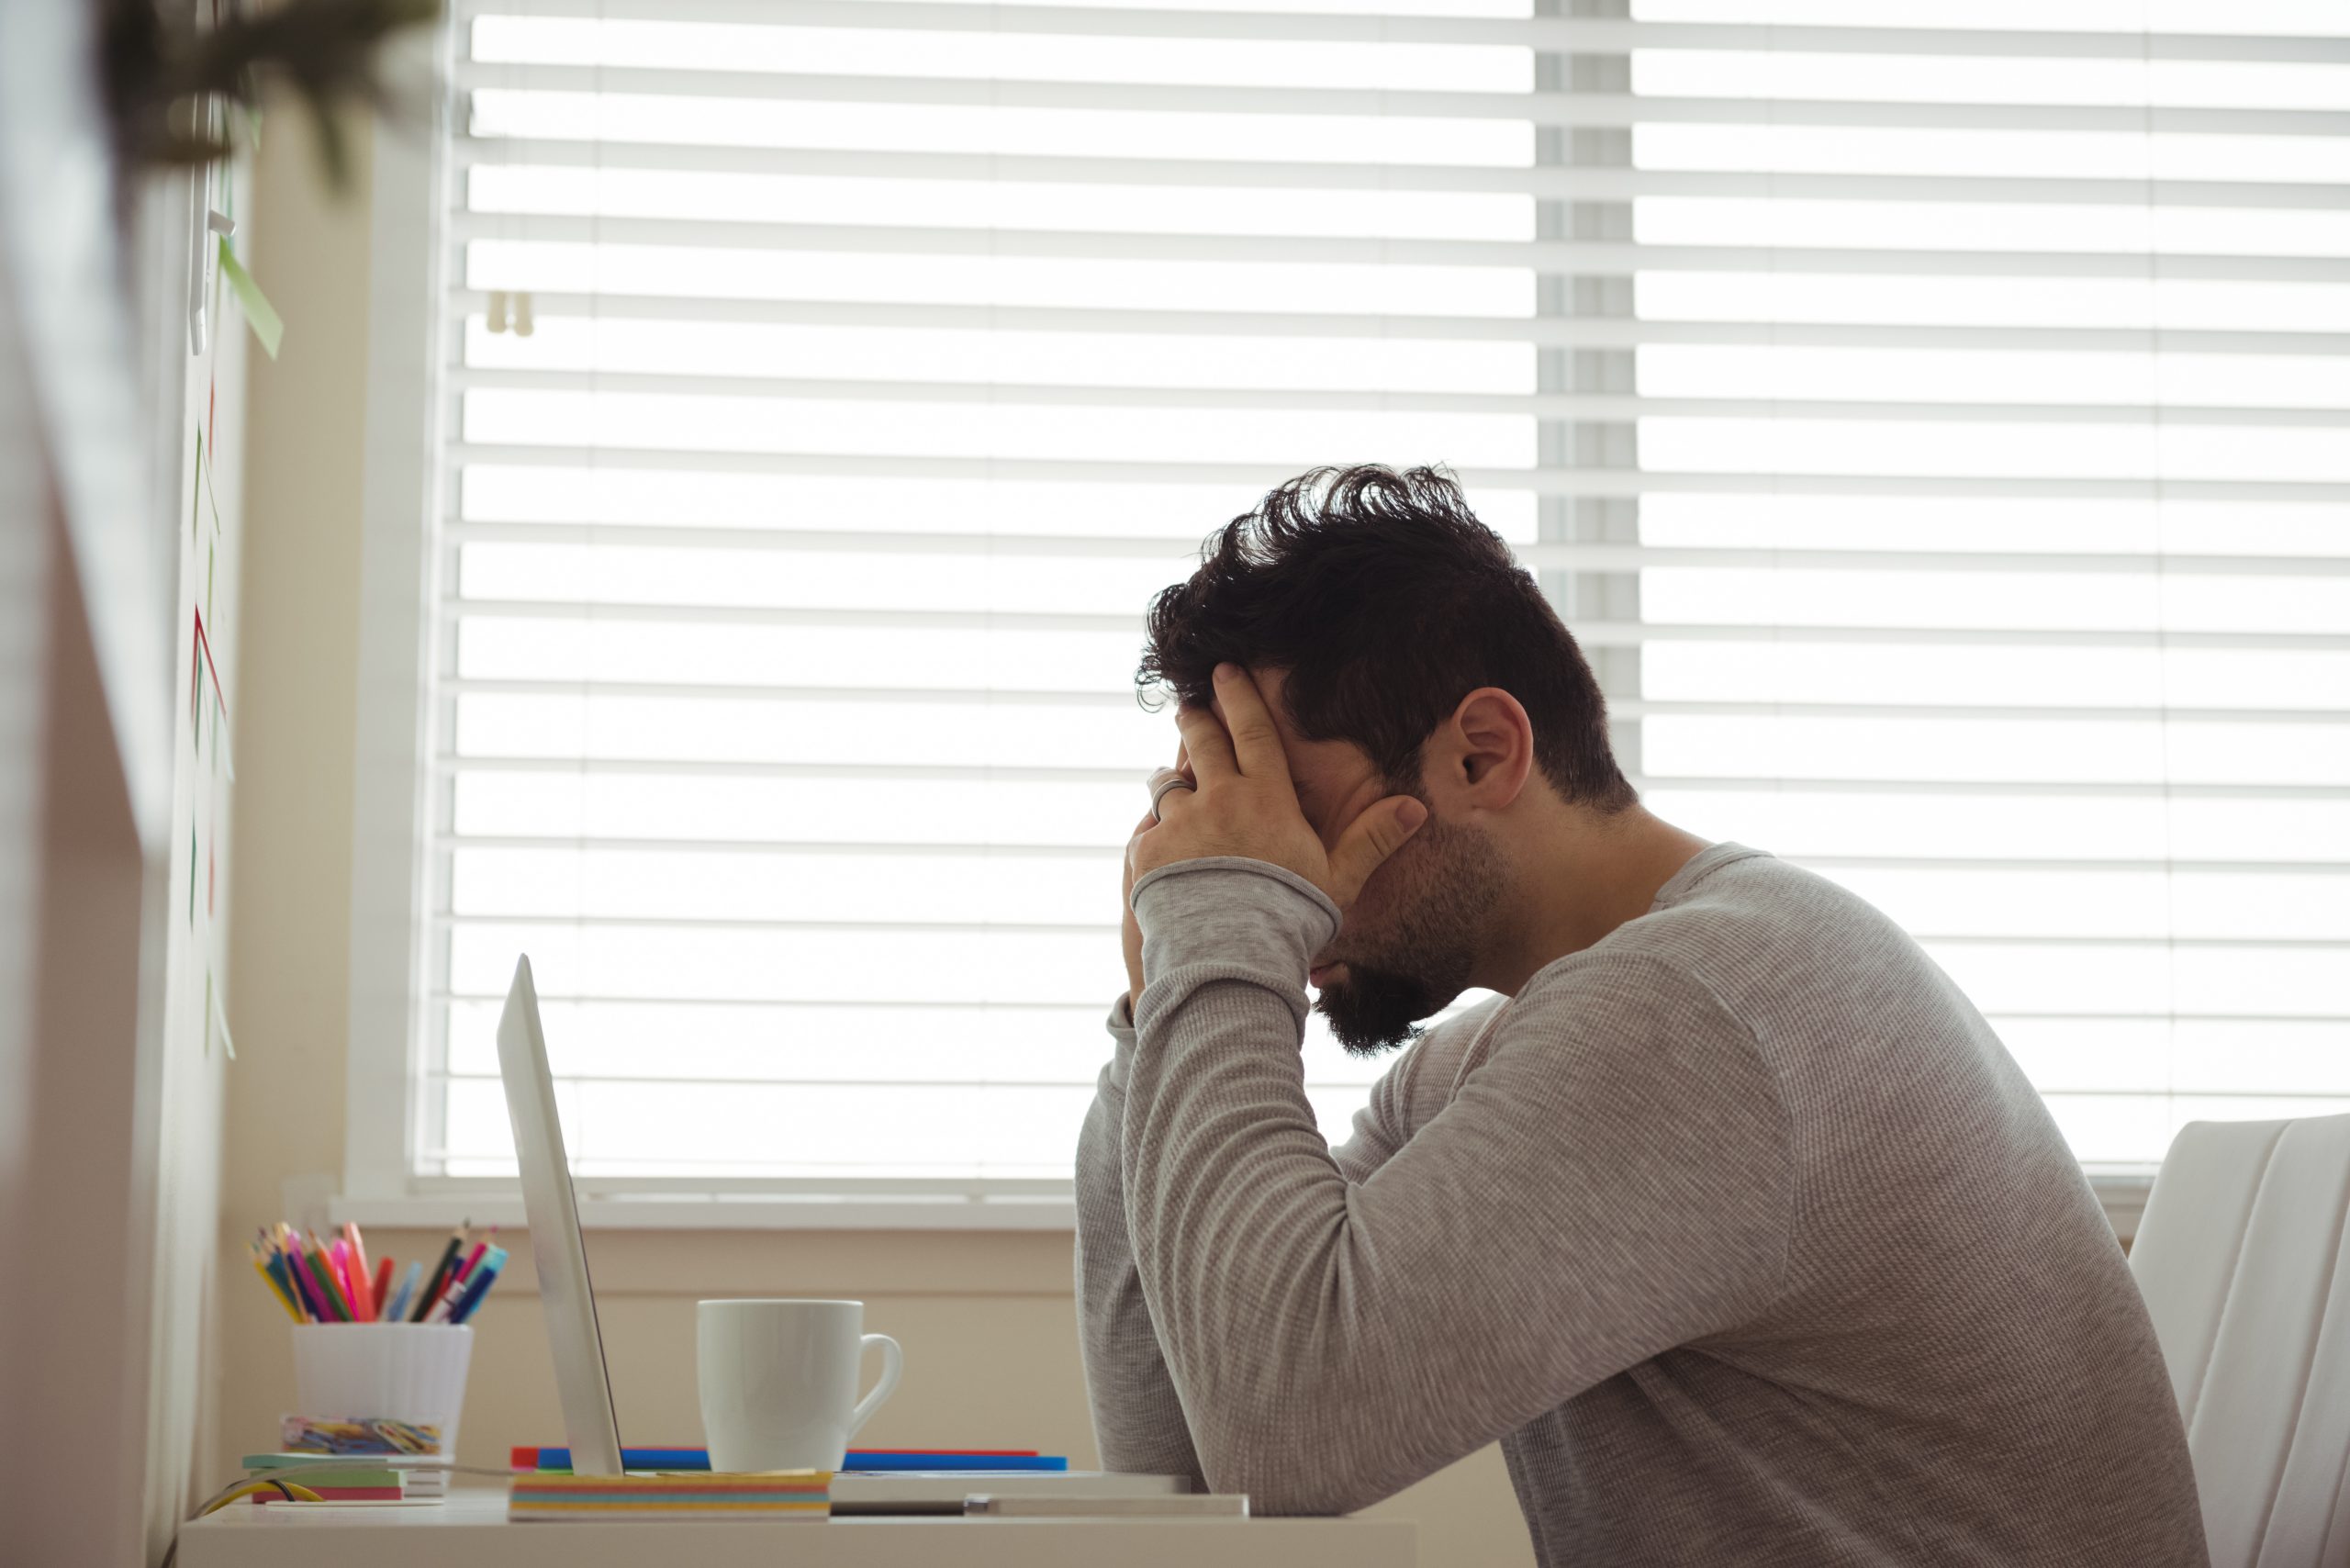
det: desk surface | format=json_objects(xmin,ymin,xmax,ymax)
[{"xmin": 177, "ymin": 1490, "xmax": 1416, "ymax": 1568}]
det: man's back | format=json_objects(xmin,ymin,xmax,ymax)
[
  {"xmin": 1375, "ymin": 844, "xmax": 2207, "ymax": 1565},
  {"xmin": 1077, "ymin": 842, "xmax": 2208, "ymax": 1566}
]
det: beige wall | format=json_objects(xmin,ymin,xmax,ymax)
[{"xmin": 210, "ymin": 110, "xmax": 1535, "ymax": 1566}]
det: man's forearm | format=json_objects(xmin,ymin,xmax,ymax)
[{"xmin": 1072, "ymin": 1003, "xmax": 1208, "ymax": 1487}]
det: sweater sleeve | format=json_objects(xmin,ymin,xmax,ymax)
[
  {"xmin": 1120, "ymin": 857, "xmax": 1796, "ymax": 1516},
  {"xmin": 1073, "ymin": 993, "xmax": 1210, "ymax": 1487},
  {"xmin": 1073, "ymin": 916, "xmax": 1438, "ymax": 1484}
]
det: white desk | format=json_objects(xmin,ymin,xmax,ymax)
[{"xmin": 176, "ymin": 1489, "xmax": 1417, "ymax": 1568}]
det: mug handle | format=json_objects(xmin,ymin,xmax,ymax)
[{"xmin": 847, "ymin": 1332, "xmax": 903, "ymax": 1440}]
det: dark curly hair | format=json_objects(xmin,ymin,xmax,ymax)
[{"xmin": 1137, "ymin": 465, "xmax": 1636, "ymax": 812}]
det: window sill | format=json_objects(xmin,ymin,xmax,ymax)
[
  {"xmin": 331, "ymin": 1165, "xmax": 2160, "ymax": 1244},
  {"xmin": 332, "ymin": 1190, "xmax": 1078, "ymax": 1233},
  {"xmin": 2086, "ymin": 1165, "xmax": 2159, "ymax": 1249}
]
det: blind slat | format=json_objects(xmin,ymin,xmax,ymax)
[
  {"xmin": 443, "ymin": 600, "xmax": 2350, "ymax": 651},
  {"xmin": 455, "ymin": 1, "xmax": 2350, "ymax": 62},
  {"xmin": 443, "ymin": 679, "xmax": 2350, "ymax": 727},
  {"xmin": 438, "ymin": 831, "xmax": 2350, "ymax": 888},
  {"xmin": 448, "ymin": 446, "xmax": 2350, "ymax": 504},
  {"xmin": 450, "ymin": 372, "xmax": 2350, "ymax": 431},
  {"xmin": 459, "ymin": 139, "xmax": 2350, "ymax": 211},
  {"xmin": 438, "ymin": 754, "xmax": 2350, "ymax": 799},
  {"xmin": 454, "ymin": 63, "xmax": 2350, "ymax": 136},
  {"xmin": 446, "ymin": 294, "xmax": 2350, "ymax": 354},
  {"xmin": 444, "ymin": 523, "xmax": 2350, "ymax": 579},
  {"xmin": 450, "ymin": 213, "xmax": 2350, "ymax": 285}
]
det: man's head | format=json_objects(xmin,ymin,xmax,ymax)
[{"xmin": 1137, "ymin": 464, "xmax": 1635, "ymax": 1054}]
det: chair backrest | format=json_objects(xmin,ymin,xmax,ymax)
[{"xmin": 2131, "ymin": 1114, "xmax": 2350, "ymax": 1568}]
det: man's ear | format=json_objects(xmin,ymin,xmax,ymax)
[{"xmin": 1427, "ymin": 688, "xmax": 1535, "ymax": 812}]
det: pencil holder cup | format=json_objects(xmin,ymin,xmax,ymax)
[{"xmin": 291, "ymin": 1324, "xmax": 474, "ymax": 1456}]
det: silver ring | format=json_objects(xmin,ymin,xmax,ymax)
[{"xmin": 1147, "ymin": 768, "xmax": 1197, "ymax": 823}]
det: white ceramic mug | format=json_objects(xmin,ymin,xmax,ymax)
[{"xmin": 697, "ymin": 1299, "xmax": 902, "ymax": 1473}]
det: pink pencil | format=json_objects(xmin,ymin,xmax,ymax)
[{"xmin": 449, "ymin": 1238, "xmax": 490, "ymax": 1291}]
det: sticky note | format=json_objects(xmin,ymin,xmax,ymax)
[
  {"xmin": 217, "ymin": 238, "xmax": 282, "ymax": 359},
  {"xmin": 218, "ymin": 991, "xmax": 235, "ymax": 1061}
]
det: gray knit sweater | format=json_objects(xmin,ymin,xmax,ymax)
[{"xmin": 1074, "ymin": 842, "xmax": 2207, "ymax": 1565}]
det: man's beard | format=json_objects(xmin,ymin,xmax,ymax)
[{"xmin": 1313, "ymin": 813, "xmax": 1506, "ymax": 1058}]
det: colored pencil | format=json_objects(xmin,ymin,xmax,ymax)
[
  {"xmin": 371, "ymin": 1256, "xmax": 395, "ymax": 1316},
  {"xmin": 341, "ymin": 1224, "xmax": 370, "ymax": 1315},
  {"xmin": 330, "ymin": 1239, "xmax": 370, "ymax": 1322},
  {"xmin": 251, "ymin": 1249, "xmax": 302, "ymax": 1322},
  {"xmin": 303, "ymin": 1237, "xmax": 353, "ymax": 1321},
  {"xmin": 265, "ymin": 1251, "xmax": 311, "ymax": 1323},
  {"xmin": 385, "ymin": 1260, "xmax": 423, "ymax": 1323}
]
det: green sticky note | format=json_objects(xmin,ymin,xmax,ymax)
[{"xmin": 217, "ymin": 237, "xmax": 282, "ymax": 359}]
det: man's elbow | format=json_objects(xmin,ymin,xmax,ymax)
[{"xmin": 1193, "ymin": 1407, "xmax": 1393, "ymax": 1517}]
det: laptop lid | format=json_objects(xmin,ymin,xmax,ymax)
[{"xmin": 497, "ymin": 956, "xmax": 626, "ymax": 1475}]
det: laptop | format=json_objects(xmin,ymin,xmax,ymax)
[{"xmin": 493, "ymin": 956, "xmax": 1185, "ymax": 1508}]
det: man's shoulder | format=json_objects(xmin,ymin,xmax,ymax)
[{"xmin": 1604, "ymin": 848, "xmax": 1919, "ymax": 991}]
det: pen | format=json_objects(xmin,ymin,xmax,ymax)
[
  {"xmin": 411, "ymin": 1226, "xmax": 466, "ymax": 1324},
  {"xmin": 424, "ymin": 1261, "xmax": 471, "ymax": 1323},
  {"xmin": 442, "ymin": 1246, "xmax": 508, "ymax": 1325},
  {"xmin": 449, "ymin": 1238, "xmax": 489, "ymax": 1292}
]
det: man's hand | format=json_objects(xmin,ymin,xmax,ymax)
[{"xmin": 1130, "ymin": 664, "xmax": 1427, "ymax": 910}]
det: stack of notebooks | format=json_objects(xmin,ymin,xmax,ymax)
[
  {"xmin": 512, "ymin": 1447, "xmax": 1068, "ymax": 1474},
  {"xmin": 505, "ymin": 1449, "xmax": 1073, "ymax": 1523},
  {"xmin": 242, "ymin": 1451, "xmax": 426, "ymax": 1503},
  {"xmin": 509, "ymin": 1472, "xmax": 831, "ymax": 1521}
]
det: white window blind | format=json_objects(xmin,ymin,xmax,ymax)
[{"xmin": 421, "ymin": 0, "xmax": 2348, "ymax": 1193}]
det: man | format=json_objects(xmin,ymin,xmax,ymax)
[{"xmin": 1074, "ymin": 465, "xmax": 2207, "ymax": 1565}]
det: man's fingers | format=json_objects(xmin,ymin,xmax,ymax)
[
  {"xmin": 1211, "ymin": 664, "xmax": 1292, "ymax": 786},
  {"xmin": 1326, "ymin": 794, "xmax": 1430, "ymax": 908},
  {"xmin": 1175, "ymin": 703, "xmax": 1237, "ymax": 780}
]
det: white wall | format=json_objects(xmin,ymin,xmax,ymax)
[{"xmin": 0, "ymin": 2, "xmax": 247, "ymax": 1559}]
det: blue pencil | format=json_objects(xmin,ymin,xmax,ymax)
[{"xmin": 384, "ymin": 1260, "xmax": 423, "ymax": 1323}]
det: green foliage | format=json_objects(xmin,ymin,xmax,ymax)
[{"xmin": 99, "ymin": 0, "xmax": 442, "ymax": 188}]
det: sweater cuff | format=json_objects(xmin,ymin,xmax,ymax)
[
  {"xmin": 1101, "ymin": 991, "xmax": 1138, "ymax": 1094},
  {"xmin": 1130, "ymin": 857, "xmax": 1342, "ymax": 1031}
]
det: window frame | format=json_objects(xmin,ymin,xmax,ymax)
[{"xmin": 336, "ymin": 8, "xmax": 2171, "ymax": 1235}]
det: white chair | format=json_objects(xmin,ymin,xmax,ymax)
[{"xmin": 2131, "ymin": 1114, "xmax": 2350, "ymax": 1568}]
